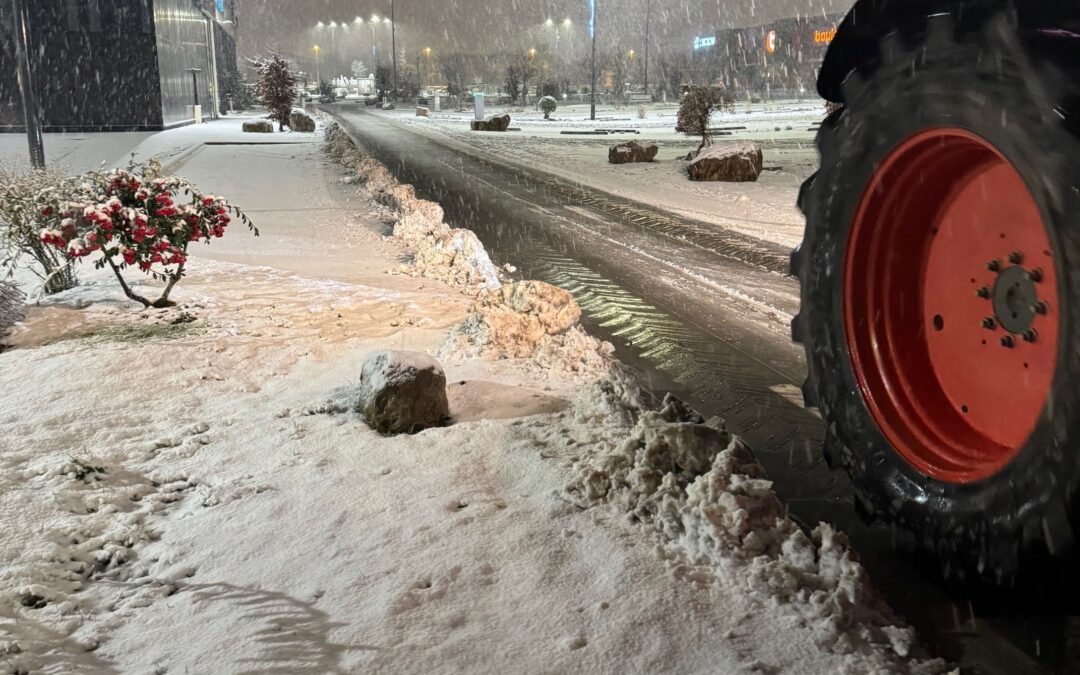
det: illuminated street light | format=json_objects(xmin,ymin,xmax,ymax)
[{"xmin": 544, "ymin": 18, "xmax": 571, "ymax": 94}]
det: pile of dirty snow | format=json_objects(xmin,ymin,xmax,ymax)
[
  {"xmin": 325, "ymin": 122, "xmax": 501, "ymax": 291},
  {"xmin": 556, "ymin": 387, "xmax": 945, "ymax": 670}
]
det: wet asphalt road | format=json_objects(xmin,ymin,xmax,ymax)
[{"xmin": 327, "ymin": 103, "xmax": 1075, "ymax": 673}]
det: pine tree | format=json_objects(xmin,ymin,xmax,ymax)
[{"xmin": 250, "ymin": 54, "xmax": 298, "ymax": 132}]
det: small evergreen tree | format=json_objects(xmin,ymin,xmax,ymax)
[
  {"xmin": 250, "ymin": 53, "xmax": 298, "ymax": 131},
  {"xmin": 676, "ymin": 85, "xmax": 735, "ymax": 152}
]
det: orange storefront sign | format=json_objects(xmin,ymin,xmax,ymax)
[{"xmin": 814, "ymin": 27, "xmax": 838, "ymax": 44}]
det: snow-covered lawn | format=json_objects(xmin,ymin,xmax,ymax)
[
  {"xmin": 1, "ymin": 118, "xmax": 946, "ymax": 674},
  {"xmin": 377, "ymin": 100, "xmax": 822, "ymax": 249}
]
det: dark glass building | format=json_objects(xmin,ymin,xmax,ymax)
[{"xmin": 0, "ymin": 0, "xmax": 240, "ymax": 132}]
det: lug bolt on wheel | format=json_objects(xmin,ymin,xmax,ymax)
[
  {"xmin": 977, "ymin": 286, "xmax": 990, "ymax": 299},
  {"xmin": 1023, "ymin": 329, "xmax": 1038, "ymax": 343},
  {"xmin": 1009, "ymin": 251, "xmax": 1024, "ymax": 264},
  {"xmin": 988, "ymin": 259, "xmax": 1002, "ymax": 272},
  {"xmin": 1034, "ymin": 301, "xmax": 1049, "ymax": 315},
  {"xmin": 1001, "ymin": 335, "xmax": 1016, "ymax": 348},
  {"xmin": 1029, "ymin": 268, "xmax": 1044, "ymax": 283},
  {"xmin": 982, "ymin": 317, "xmax": 997, "ymax": 329}
]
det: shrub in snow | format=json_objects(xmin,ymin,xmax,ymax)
[
  {"xmin": 0, "ymin": 166, "xmax": 78, "ymax": 294},
  {"xmin": 0, "ymin": 280, "xmax": 25, "ymax": 341},
  {"xmin": 539, "ymin": 96, "xmax": 557, "ymax": 120},
  {"xmin": 249, "ymin": 53, "xmax": 299, "ymax": 131},
  {"xmin": 35, "ymin": 160, "xmax": 257, "ymax": 308},
  {"xmin": 357, "ymin": 350, "xmax": 449, "ymax": 434},
  {"xmin": 676, "ymin": 85, "xmax": 736, "ymax": 152},
  {"xmin": 636, "ymin": 105, "xmax": 647, "ymax": 120}
]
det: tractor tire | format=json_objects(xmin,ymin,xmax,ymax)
[{"xmin": 793, "ymin": 13, "xmax": 1080, "ymax": 580}]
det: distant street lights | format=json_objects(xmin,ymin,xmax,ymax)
[
  {"xmin": 313, "ymin": 45, "xmax": 322, "ymax": 85},
  {"xmin": 315, "ymin": 21, "xmax": 339, "ymax": 82},
  {"xmin": 544, "ymin": 18, "xmax": 571, "ymax": 94}
]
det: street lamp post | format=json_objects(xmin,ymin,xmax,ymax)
[
  {"xmin": 589, "ymin": 0, "xmax": 598, "ymax": 121},
  {"xmin": 329, "ymin": 21, "xmax": 338, "ymax": 84},
  {"xmin": 423, "ymin": 47, "xmax": 432, "ymax": 89},
  {"xmin": 643, "ymin": 0, "xmax": 651, "ymax": 98},
  {"xmin": 391, "ymin": 0, "xmax": 398, "ymax": 100},
  {"xmin": 11, "ymin": 0, "xmax": 44, "ymax": 167},
  {"xmin": 370, "ymin": 15, "xmax": 379, "ymax": 64},
  {"xmin": 313, "ymin": 45, "xmax": 322, "ymax": 86},
  {"xmin": 546, "ymin": 18, "xmax": 571, "ymax": 97}
]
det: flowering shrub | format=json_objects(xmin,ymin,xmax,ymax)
[
  {"xmin": 0, "ymin": 165, "xmax": 78, "ymax": 294},
  {"xmin": 36, "ymin": 160, "xmax": 256, "ymax": 308}
]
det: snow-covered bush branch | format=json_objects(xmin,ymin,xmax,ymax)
[
  {"xmin": 35, "ymin": 160, "xmax": 257, "ymax": 308},
  {"xmin": 0, "ymin": 165, "xmax": 79, "ymax": 294}
]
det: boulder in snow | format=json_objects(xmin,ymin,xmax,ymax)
[
  {"xmin": 687, "ymin": 143, "xmax": 763, "ymax": 182},
  {"xmin": 416, "ymin": 106, "xmax": 431, "ymax": 117},
  {"xmin": 608, "ymin": 141, "xmax": 659, "ymax": 164},
  {"xmin": 242, "ymin": 120, "xmax": 274, "ymax": 133},
  {"xmin": 289, "ymin": 109, "xmax": 317, "ymax": 132},
  {"xmin": 357, "ymin": 350, "xmax": 449, "ymax": 434},
  {"xmin": 471, "ymin": 114, "xmax": 511, "ymax": 132}
]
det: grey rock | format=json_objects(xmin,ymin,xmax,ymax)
[
  {"xmin": 608, "ymin": 141, "xmax": 659, "ymax": 164},
  {"xmin": 242, "ymin": 120, "xmax": 274, "ymax": 133},
  {"xmin": 688, "ymin": 143, "xmax": 763, "ymax": 182},
  {"xmin": 357, "ymin": 350, "xmax": 449, "ymax": 434},
  {"xmin": 288, "ymin": 110, "xmax": 317, "ymax": 132}
]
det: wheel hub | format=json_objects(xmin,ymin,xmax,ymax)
[
  {"xmin": 844, "ymin": 128, "xmax": 1059, "ymax": 484},
  {"xmin": 990, "ymin": 264, "xmax": 1040, "ymax": 335}
]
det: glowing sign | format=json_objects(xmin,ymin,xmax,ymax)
[
  {"xmin": 814, "ymin": 28, "xmax": 838, "ymax": 44},
  {"xmin": 765, "ymin": 30, "xmax": 779, "ymax": 54},
  {"xmin": 693, "ymin": 35, "xmax": 716, "ymax": 50}
]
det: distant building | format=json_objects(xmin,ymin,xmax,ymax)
[
  {"xmin": 0, "ymin": 0, "xmax": 241, "ymax": 132},
  {"xmin": 692, "ymin": 13, "xmax": 846, "ymax": 99}
]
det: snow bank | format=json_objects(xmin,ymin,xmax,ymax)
[
  {"xmin": 324, "ymin": 122, "xmax": 614, "ymax": 378},
  {"xmin": 325, "ymin": 122, "xmax": 500, "ymax": 292},
  {"xmin": 561, "ymin": 389, "xmax": 946, "ymax": 672}
]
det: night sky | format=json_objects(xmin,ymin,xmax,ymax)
[{"xmin": 235, "ymin": 0, "xmax": 853, "ymax": 69}]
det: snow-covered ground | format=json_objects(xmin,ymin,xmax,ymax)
[
  {"xmin": 0, "ymin": 114, "xmax": 947, "ymax": 673},
  {"xmin": 371, "ymin": 100, "xmax": 822, "ymax": 249}
]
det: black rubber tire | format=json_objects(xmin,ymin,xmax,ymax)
[{"xmin": 793, "ymin": 13, "xmax": 1080, "ymax": 581}]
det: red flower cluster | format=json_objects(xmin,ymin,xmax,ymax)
[{"xmin": 36, "ymin": 166, "xmax": 250, "ymax": 281}]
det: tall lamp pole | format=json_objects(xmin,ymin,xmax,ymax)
[
  {"xmin": 643, "ymin": 0, "xmax": 651, "ymax": 98},
  {"xmin": 11, "ymin": 0, "xmax": 44, "ymax": 168},
  {"xmin": 589, "ymin": 0, "xmax": 598, "ymax": 121},
  {"xmin": 313, "ymin": 45, "xmax": 322, "ymax": 85},
  {"xmin": 390, "ymin": 0, "xmax": 398, "ymax": 100}
]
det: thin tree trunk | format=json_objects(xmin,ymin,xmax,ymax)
[{"xmin": 106, "ymin": 257, "xmax": 153, "ymax": 308}]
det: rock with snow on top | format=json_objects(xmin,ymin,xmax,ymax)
[
  {"xmin": 688, "ymin": 143, "xmax": 763, "ymax": 182},
  {"xmin": 357, "ymin": 350, "xmax": 449, "ymax": 434},
  {"xmin": 288, "ymin": 109, "xmax": 317, "ymax": 132},
  {"xmin": 242, "ymin": 120, "xmax": 274, "ymax": 133},
  {"xmin": 471, "ymin": 114, "xmax": 511, "ymax": 132},
  {"xmin": 608, "ymin": 141, "xmax": 659, "ymax": 164},
  {"xmin": 416, "ymin": 107, "xmax": 430, "ymax": 117}
]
